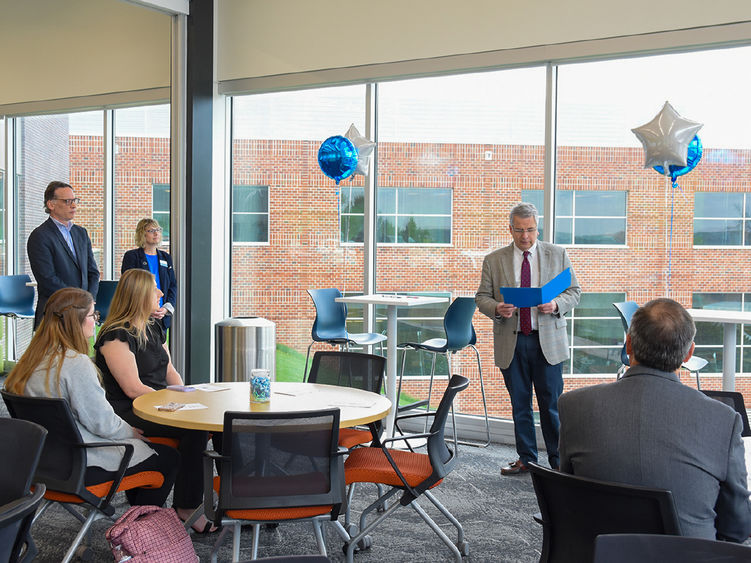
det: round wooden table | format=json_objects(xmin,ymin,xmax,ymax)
[{"xmin": 133, "ymin": 381, "xmax": 392, "ymax": 432}]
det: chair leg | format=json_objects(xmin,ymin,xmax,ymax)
[
  {"xmin": 424, "ymin": 489, "xmax": 465, "ymax": 543},
  {"xmin": 251, "ymin": 522, "xmax": 261, "ymax": 560},
  {"xmin": 60, "ymin": 509, "xmax": 104, "ymax": 563},
  {"xmin": 424, "ymin": 352, "xmax": 438, "ymax": 433},
  {"xmin": 446, "ymin": 352, "xmax": 458, "ymax": 452},
  {"xmin": 210, "ymin": 523, "xmax": 232, "ymax": 563},
  {"xmin": 303, "ymin": 342, "xmax": 315, "ymax": 382},
  {"xmin": 410, "ymin": 499, "xmax": 463, "ymax": 562},
  {"xmin": 312, "ymin": 518, "xmax": 327, "ymax": 555},
  {"xmin": 457, "ymin": 345, "xmax": 491, "ymax": 448},
  {"xmin": 694, "ymin": 370, "xmax": 701, "ymax": 390}
]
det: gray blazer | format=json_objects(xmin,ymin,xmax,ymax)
[
  {"xmin": 23, "ymin": 352, "xmax": 154, "ymax": 471},
  {"xmin": 475, "ymin": 241, "xmax": 580, "ymax": 369},
  {"xmin": 559, "ymin": 365, "xmax": 751, "ymax": 542}
]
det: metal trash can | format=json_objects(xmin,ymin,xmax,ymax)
[{"xmin": 215, "ymin": 317, "xmax": 276, "ymax": 382}]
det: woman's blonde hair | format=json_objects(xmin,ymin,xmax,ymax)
[
  {"xmin": 5, "ymin": 287, "xmax": 93, "ymax": 395},
  {"xmin": 98, "ymin": 268, "xmax": 156, "ymax": 347},
  {"xmin": 134, "ymin": 217, "xmax": 161, "ymax": 248}
]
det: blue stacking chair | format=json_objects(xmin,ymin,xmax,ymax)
[
  {"xmin": 397, "ymin": 296, "xmax": 490, "ymax": 447},
  {"xmin": 94, "ymin": 280, "xmax": 118, "ymax": 325},
  {"xmin": 303, "ymin": 288, "xmax": 386, "ymax": 381},
  {"xmin": 0, "ymin": 274, "xmax": 37, "ymax": 359},
  {"xmin": 613, "ymin": 300, "xmax": 708, "ymax": 387}
]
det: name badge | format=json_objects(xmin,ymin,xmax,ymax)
[{"xmin": 159, "ymin": 260, "xmax": 168, "ymax": 267}]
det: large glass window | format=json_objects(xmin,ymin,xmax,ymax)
[
  {"xmin": 522, "ymin": 189, "xmax": 627, "ymax": 244},
  {"xmin": 113, "ymin": 105, "xmax": 171, "ymax": 275},
  {"xmin": 567, "ymin": 293, "xmax": 625, "ymax": 376},
  {"xmin": 692, "ymin": 292, "xmax": 751, "ymax": 374},
  {"xmin": 232, "ymin": 184, "xmax": 269, "ymax": 243},
  {"xmin": 694, "ymin": 192, "xmax": 751, "ymax": 246},
  {"xmin": 230, "ymin": 86, "xmax": 366, "ymax": 381},
  {"xmin": 341, "ymin": 186, "xmax": 452, "ymax": 244}
]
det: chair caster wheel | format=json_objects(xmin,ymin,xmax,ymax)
[
  {"xmin": 357, "ymin": 535, "xmax": 372, "ymax": 550},
  {"xmin": 456, "ymin": 540, "xmax": 469, "ymax": 556},
  {"xmin": 345, "ymin": 523, "xmax": 359, "ymax": 536}
]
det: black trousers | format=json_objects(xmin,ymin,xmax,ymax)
[
  {"xmin": 85, "ymin": 442, "xmax": 179, "ymax": 507},
  {"xmin": 119, "ymin": 408, "xmax": 210, "ymax": 509}
]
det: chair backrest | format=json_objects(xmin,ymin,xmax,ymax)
[
  {"xmin": 0, "ymin": 484, "xmax": 46, "ymax": 563},
  {"xmin": 0, "ymin": 417, "xmax": 47, "ymax": 506},
  {"xmin": 307, "ymin": 288, "xmax": 348, "ymax": 342},
  {"xmin": 408, "ymin": 374, "xmax": 469, "ymax": 500},
  {"xmin": 612, "ymin": 301, "xmax": 639, "ymax": 332},
  {"xmin": 0, "ymin": 274, "xmax": 36, "ymax": 317},
  {"xmin": 307, "ymin": 351, "xmax": 385, "ymax": 395},
  {"xmin": 529, "ymin": 462, "xmax": 681, "ymax": 563},
  {"xmin": 1, "ymin": 391, "xmax": 88, "ymax": 495},
  {"xmin": 594, "ymin": 533, "xmax": 751, "ymax": 563},
  {"xmin": 701, "ymin": 390, "xmax": 751, "ymax": 437},
  {"xmin": 95, "ymin": 280, "xmax": 119, "ymax": 324},
  {"xmin": 215, "ymin": 409, "xmax": 345, "ymax": 517},
  {"xmin": 443, "ymin": 297, "xmax": 477, "ymax": 351}
]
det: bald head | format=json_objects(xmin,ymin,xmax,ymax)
[{"xmin": 628, "ymin": 298, "xmax": 696, "ymax": 372}]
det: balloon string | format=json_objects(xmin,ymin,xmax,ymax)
[{"xmin": 667, "ymin": 181, "xmax": 676, "ymax": 298}]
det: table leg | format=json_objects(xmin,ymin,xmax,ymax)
[
  {"xmin": 385, "ymin": 305, "xmax": 398, "ymax": 437},
  {"xmin": 723, "ymin": 322, "xmax": 736, "ymax": 392}
]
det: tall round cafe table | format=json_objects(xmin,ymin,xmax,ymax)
[{"xmin": 133, "ymin": 381, "xmax": 391, "ymax": 432}]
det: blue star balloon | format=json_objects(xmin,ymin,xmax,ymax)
[
  {"xmin": 654, "ymin": 135, "xmax": 703, "ymax": 183},
  {"xmin": 317, "ymin": 135, "xmax": 358, "ymax": 184}
]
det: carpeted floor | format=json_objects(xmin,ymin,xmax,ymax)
[
  {"xmin": 27, "ymin": 441, "xmax": 542, "ymax": 562},
  {"xmin": 0, "ymin": 384, "xmax": 542, "ymax": 562}
]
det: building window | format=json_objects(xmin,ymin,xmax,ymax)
[
  {"xmin": 521, "ymin": 190, "xmax": 627, "ymax": 245},
  {"xmin": 694, "ymin": 192, "xmax": 751, "ymax": 246},
  {"xmin": 692, "ymin": 293, "xmax": 751, "ymax": 374},
  {"xmin": 341, "ymin": 187, "xmax": 452, "ymax": 245},
  {"xmin": 567, "ymin": 292, "xmax": 626, "ymax": 375},
  {"xmin": 152, "ymin": 183, "xmax": 170, "ymax": 241},
  {"xmin": 233, "ymin": 185, "xmax": 269, "ymax": 243}
]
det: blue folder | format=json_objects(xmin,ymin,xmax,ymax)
[{"xmin": 500, "ymin": 268, "xmax": 571, "ymax": 308}]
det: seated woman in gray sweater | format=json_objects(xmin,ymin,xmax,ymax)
[{"xmin": 4, "ymin": 287, "xmax": 178, "ymax": 507}]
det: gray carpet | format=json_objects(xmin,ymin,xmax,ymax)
[{"xmin": 0, "ymin": 389, "xmax": 542, "ymax": 562}]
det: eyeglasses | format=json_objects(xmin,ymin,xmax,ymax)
[
  {"xmin": 145, "ymin": 228, "xmax": 163, "ymax": 234},
  {"xmin": 88, "ymin": 311, "xmax": 101, "ymax": 322},
  {"xmin": 53, "ymin": 197, "xmax": 81, "ymax": 206},
  {"xmin": 512, "ymin": 228, "xmax": 538, "ymax": 234}
]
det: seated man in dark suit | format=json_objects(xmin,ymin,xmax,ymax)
[
  {"xmin": 559, "ymin": 298, "xmax": 751, "ymax": 542},
  {"xmin": 27, "ymin": 181, "xmax": 100, "ymax": 328}
]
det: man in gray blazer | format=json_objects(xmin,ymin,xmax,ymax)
[
  {"xmin": 559, "ymin": 298, "xmax": 751, "ymax": 541},
  {"xmin": 476, "ymin": 202, "xmax": 580, "ymax": 476},
  {"xmin": 27, "ymin": 181, "xmax": 100, "ymax": 328}
]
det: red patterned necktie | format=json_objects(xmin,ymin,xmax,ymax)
[{"xmin": 520, "ymin": 251, "xmax": 532, "ymax": 335}]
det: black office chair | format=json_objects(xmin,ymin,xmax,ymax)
[
  {"xmin": 203, "ymin": 409, "xmax": 349, "ymax": 562},
  {"xmin": 701, "ymin": 390, "xmax": 751, "ymax": 437},
  {"xmin": 343, "ymin": 374, "xmax": 470, "ymax": 563},
  {"xmin": 594, "ymin": 533, "xmax": 751, "ymax": 563},
  {"xmin": 528, "ymin": 463, "xmax": 681, "ymax": 563},
  {"xmin": 0, "ymin": 417, "xmax": 47, "ymax": 563},
  {"xmin": 307, "ymin": 351, "xmax": 386, "ymax": 449},
  {"xmin": 1, "ymin": 392, "xmax": 166, "ymax": 563}
]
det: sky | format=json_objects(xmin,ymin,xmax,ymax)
[{"xmin": 69, "ymin": 45, "xmax": 751, "ymax": 150}]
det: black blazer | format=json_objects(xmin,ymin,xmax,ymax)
[
  {"xmin": 121, "ymin": 247, "xmax": 177, "ymax": 329},
  {"xmin": 27, "ymin": 217, "xmax": 100, "ymax": 327}
]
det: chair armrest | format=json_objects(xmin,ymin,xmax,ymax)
[
  {"xmin": 336, "ymin": 446, "xmax": 349, "ymax": 457},
  {"xmin": 381, "ymin": 432, "xmax": 433, "ymax": 447},
  {"xmin": 0, "ymin": 486, "xmax": 46, "ymax": 526},
  {"xmin": 79, "ymin": 441, "xmax": 134, "ymax": 509},
  {"xmin": 202, "ymin": 449, "xmax": 225, "ymax": 525},
  {"xmin": 395, "ymin": 412, "xmax": 436, "ymax": 422}
]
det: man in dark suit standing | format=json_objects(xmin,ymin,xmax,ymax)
[
  {"xmin": 476, "ymin": 202, "xmax": 581, "ymax": 476},
  {"xmin": 27, "ymin": 181, "xmax": 100, "ymax": 328},
  {"xmin": 559, "ymin": 298, "xmax": 751, "ymax": 541}
]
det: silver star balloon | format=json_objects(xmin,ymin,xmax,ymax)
[
  {"xmin": 344, "ymin": 124, "xmax": 375, "ymax": 176},
  {"xmin": 631, "ymin": 101, "xmax": 703, "ymax": 171}
]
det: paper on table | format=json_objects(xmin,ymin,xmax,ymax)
[
  {"xmin": 328, "ymin": 400, "xmax": 376, "ymax": 408},
  {"xmin": 500, "ymin": 268, "xmax": 572, "ymax": 308},
  {"xmin": 155, "ymin": 402, "xmax": 208, "ymax": 411},
  {"xmin": 189, "ymin": 384, "xmax": 228, "ymax": 392}
]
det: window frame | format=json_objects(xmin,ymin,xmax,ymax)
[{"xmin": 231, "ymin": 184, "xmax": 270, "ymax": 246}]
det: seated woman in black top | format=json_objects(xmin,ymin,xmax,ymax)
[{"xmin": 94, "ymin": 268, "xmax": 217, "ymax": 533}]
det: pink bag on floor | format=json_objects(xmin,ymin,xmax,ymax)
[{"xmin": 106, "ymin": 505, "xmax": 198, "ymax": 563}]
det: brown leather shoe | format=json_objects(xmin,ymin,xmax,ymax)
[{"xmin": 500, "ymin": 459, "xmax": 530, "ymax": 476}]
